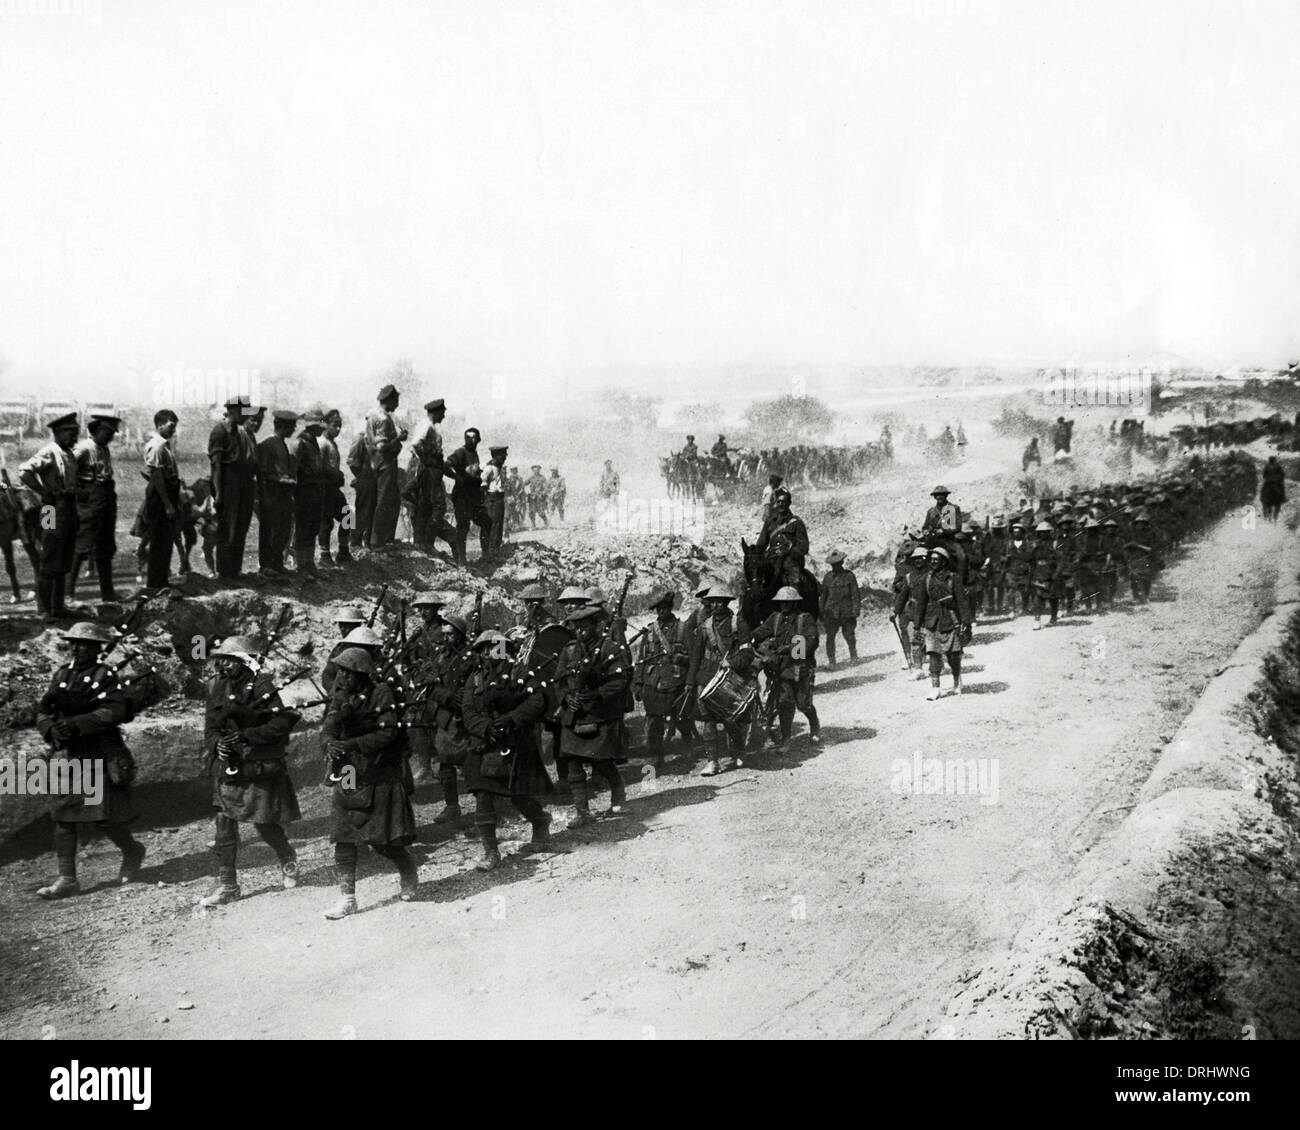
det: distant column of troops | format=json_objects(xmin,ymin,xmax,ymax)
[{"xmin": 891, "ymin": 452, "xmax": 1261, "ymax": 698}]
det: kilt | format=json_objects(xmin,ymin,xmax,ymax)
[
  {"xmin": 211, "ymin": 765, "xmax": 302, "ymax": 824},
  {"xmin": 771, "ymin": 667, "xmax": 815, "ymax": 712},
  {"xmin": 558, "ymin": 716, "xmax": 626, "ymax": 761},
  {"xmin": 464, "ymin": 742, "xmax": 554, "ymax": 798},
  {"xmin": 48, "ymin": 747, "xmax": 137, "ymax": 824},
  {"xmin": 434, "ymin": 726, "xmax": 469, "ymax": 767},
  {"xmin": 329, "ymin": 780, "xmax": 416, "ymax": 846},
  {"xmin": 923, "ymin": 627, "xmax": 962, "ymax": 655}
]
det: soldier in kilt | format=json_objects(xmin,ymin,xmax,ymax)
[
  {"xmin": 200, "ymin": 636, "xmax": 303, "ymax": 906},
  {"xmin": 913, "ymin": 546, "xmax": 971, "ymax": 701},
  {"xmin": 553, "ymin": 603, "xmax": 632, "ymax": 828},
  {"xmin": 460, "ymin": 629, "xmax": 555, "ymax": 870},
  {"xmin": 685, "ymin": 586, "xmax": 756, "ymax": 776},
  {"xmin": 34, "ymin": 622, "xmax": 146, "ymax": 899},
  {"xmin": 426, "ymin": 613, "xmax": 476, "ymax": 826},
  {"xmin": 322, "ymin": 647, "xmax": 418, "ymax": 918},
  {"xmin": 403, "ymin": 591, "xmax": 447, "ymax": 783},
  {"xmin": 632, "ymin": 587, "xmax": 694, "ymax": 766}
]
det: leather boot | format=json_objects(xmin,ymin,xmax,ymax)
[
  {"xmin": 200, "ymin": 868, "xmax": 240, "ymax": 907},
  {"xmin": 568, "ymin": 780, "xmax": 595, "ymax": 828},
  {"xmin": 475, "ymin": 823, "xmax": 501, "ymax": 870}
]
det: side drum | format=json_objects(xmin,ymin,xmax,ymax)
[{"xmin": 697, "ymin": 665, "xmax": 758, "ymax": 724}]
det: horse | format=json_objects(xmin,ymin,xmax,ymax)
[{"xmin": 739, "ymin": 537, "xmax": 820, "ymax": 629}]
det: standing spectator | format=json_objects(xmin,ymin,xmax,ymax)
[
  {"xmin": 346, "ymin": 425, "xmax": 375, "ymax": 551},
  {"xmin": 549, "ymin": 467, "xmax": 567, "ymax": 522},
  {"xmin": 482, "ymin": 444, "xmax": 508, "ymax": 557},
  {"xmin": 208, "ymin": 396, "xmax": 258, "ymax": 583},
  {"xmin": 317, "ymin": 409, "xmax": 353, "ymax": 565},
  {"xmin": 141, "ymin": 409, "xmax": 181, "ymax": 595},
  {"xmin": 256, "ymin": 410, "xmax": 298, "ymax": 576},
  {"xmin": 444, "ymin": 427, "xmax": 491, "ymax": 567},
  {"xmin": 18, "ymin": 411, "xmax": 81, "ymax": 619},
  {"xmin": 365, "ymin": 383, "xmax": 407, "ymax": 548},
  {"xmin": 68, "ymin": 413, "xmax": 120, "ymax": 602},
  {"xmin": 292, "ymin": 411, "xmax": 326, "ymax": 579}
]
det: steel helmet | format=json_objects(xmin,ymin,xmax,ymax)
[
  {"xmin": 341, "ymin": 625, "xmax": 384, "ymax": 649},
  {"xmin": 410, "ymin": 591, "xmax": 447, "ymax": 608},
  {"xmin": 557, "ymin": 586, "xmax": 588, "ymax": 604},
  {"xmin": 928, "ymin": 546, "xmax": 950, "ymax": 561},
  {"xmin": 440, "ymin": 614, "xmax": 469, "ymax": 636},
  {"xmin": 472, "ymin": 629, "xmax": 508, "ymax": 650},
  {"xmin": 334, "ymin": 606, "xmax": 366, "ymax": 624},
  {"xmin": 60, "ymin": 622, "xmax": 115, "ymax": 645},
  {"xmin": 909, "ymin": 546, "xmax": 929, "ymax": 559},
  {"xmin": 520, "ymin": 583, "xmax": 547, "ymax": 601},
  {"xmin": 703, "ymin": 585, "xmax": 734, "ymax": 602},
  {"xmin": 332, "ymin": 647, "xmax": 377, "ymax": 676},
  {"xmin": 211, "ymin": 636, "xmax": 259, "ymax": 663},
  {"xmin": 773, "ymin": 585, "xmax": 801, "ymax": 602}
]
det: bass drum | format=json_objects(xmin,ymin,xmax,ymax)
[{"xmin": 515, "ymin": 622, "xmax": 576, "ymax": 713}]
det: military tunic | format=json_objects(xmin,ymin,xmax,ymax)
[
  {"xmin": 18, "ymin": 441, "xmax": 78, "ymax": 577},
  {"xmin": 203, "ymin": 672, "xmax": 302, "ymax": 825},
  {"xmin": 36, "ymin": 659, "xmax": 136, "ymax": 823},
  {"xmin": 324, "ymin": 681, "xmax": 416, "ymax": 846}
]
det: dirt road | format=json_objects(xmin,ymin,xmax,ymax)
[{"xmin": 0, "ymin": 502, "xmax": 1289, "ymax": 1040}]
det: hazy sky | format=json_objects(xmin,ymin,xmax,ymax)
[{"xmin": 0, "ymin": 0, "xmax": 1296, "ymax": 395}]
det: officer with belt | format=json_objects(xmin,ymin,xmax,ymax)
[{"xmin": 19, "ymin": 411, "xmax": 82, "ymax": 620}]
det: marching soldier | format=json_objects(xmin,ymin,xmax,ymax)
[
  {"xmin": 69, "ymin": 414, "xmax": 120, "ymax": 602},
  {"xmin": 426, "ymin": 613, "xmax": 476, "ymax": 825},
  {"xmin": 523, "ymin": 464, "xmax": 548, "ymax": 528},
  {"xmin": 1005, "ymin": 520, "xmax": 1034, "ymax": 616},
  {"xmin": 1029, "ymin": 519, "xmax": 1060, "ymax": 629},
  {"xmin": 18, "ymin": 410, "xmax": 81, "ymax": 619},
  {"xmin": 34, "ymin": 622, "xmax": 146, "ymax": 898},
  {"xmin": 366, "ymin": 384, "xmax": 408, "ymax": 548},
  {"xmin": 322, "ymin": 647, "xmax": 419, "ymax": 917},
  {"xmin": 209, "ymin": 396, "xmax": 258, "ymax": 582},
  {"xmin": 891, "ymin": 546, "xmax": 930, "ymax": 676},
  {"xmin": 403, "ymin": 592, "xmax": 447, "ymax": 783},
  {"xmin": 983, "ymin": 517, "xmax": 1009, "ymax": 615},
  {"xmin": 292, "ymin": 411, "xmax": 326, "ymax": 579},
  {"xmin": 549, "ymin": 467, "xmax": 567, "ymax": 522},
  {"xmin": 750, "ymin": 585, "xmax": 821, "ymax": 748},
  {"xmin": 256, "ymin": 410, "xmax": 298, "ymax": 576},
  {"xmin": 445, "ymin": 428, "xmax": 492, "ymax": 566},
  {"xmin": 914, "ymin": 546, "xmax": 971, "ymax": 700},
  {"xmin": 756, "ymin": 487, "xmax": 809, "ymax": 587},
  {"xmin": 1098, "ymin": 519, "xmax": 1125, "ymax": 608},
  {"xmin": 1125, "ymin": 511, "xmax": 1162, "ymax": 604},
  {"xmin": 322, "ymin": 621, "xmax": 383, "ymax": 693},
  {"xmin": 517, "ymin": 582, "xmax": 551, "ymax": 630},
  {"xmin": 1074, "ymin": 518, "xmax": 1105, "ymax": 612},
  {"xmin": 686, "ymin": 585, "xmax": 757, "ymax": 776},
  {"xmin": 200, "ymin": 636, "xmax": 303, "ymax": 907},
  {"xmin": 460, "ymin": 629, "xmax": 556, "ymax": 869},
  {"xmin": 819, "ymin": 549, "xmax": 860, "ymax": 668},
  {"xmin": 553, "ymin": 602, "xmax": 632, "ymax": 827},
  {"xmin": 633, "ymin": 587, "xmax": 694, "ymax": 765}
]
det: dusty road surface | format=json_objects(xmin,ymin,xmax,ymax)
[{"xmin": 1, "ymin": 501, "xmax": 1291, "ymax": 1040}]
